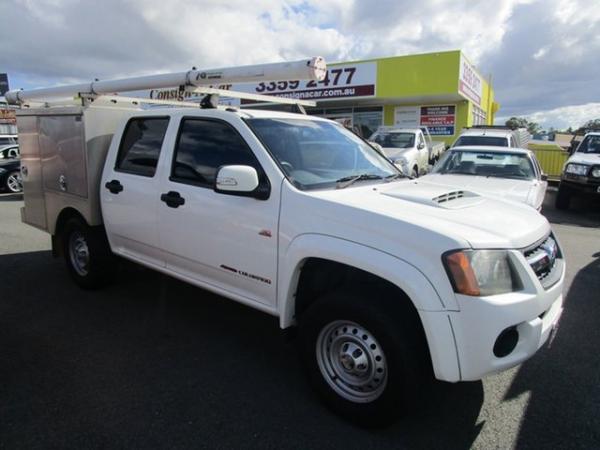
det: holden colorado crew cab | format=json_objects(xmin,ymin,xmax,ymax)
[{"xmin": 17, "ymin": 101, "xmax": 564, "ymax": 426}]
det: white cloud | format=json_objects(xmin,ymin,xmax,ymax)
[{"xmin": 497, "ymin": 102, "xmax": 600, "ymax": 130}]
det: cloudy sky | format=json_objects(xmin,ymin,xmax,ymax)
[{"xmin": 1, "ymin": 0, "xmax": 598, "ymax": 129}]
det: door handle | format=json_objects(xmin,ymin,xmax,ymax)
[
  {"xmin": 105, "ymin": 179, "xmax": 124, "ymax": 194},
  {"xmin": 160, "ymin": 191, "xmax": 185, "ymax": 208}
]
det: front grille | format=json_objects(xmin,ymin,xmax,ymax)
[{"xmin": 522, "ymin": 235, "xmax": 562, "ymax": 289}]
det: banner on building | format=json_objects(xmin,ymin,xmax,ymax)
[
  {"xmin": 420, "ymin": 105, "xmax": 455, "ymax": 135},
  {"xmin": 458, "ymin": 54, "xmax": 483, "ymax": 107},
  {"xmin": 395, "ymin": 104, "xmax": 456, "ymax": 136},
  {"xmin": 232, "ymin": 61, "xmax": 377, "ymax": 102}
]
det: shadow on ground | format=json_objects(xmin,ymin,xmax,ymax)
[
  {"xmin": 506, "ymin": 252, "xmax": 600, "ymax": 448},
  {"xmin": 0, "ymin": 251, "xmax": 484, "ymax": 449},
  {"xmin": 543, "ymin": 190, "xmax": 600, "ymax": 228}
]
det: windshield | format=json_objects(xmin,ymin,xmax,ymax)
[
  {"xmin": 433, "ymin": 149, "xmax": 535, "ymax": 180},
  {"xmin": 454, "ymin": 136, "xmax": 509, "ymax": 147},
  {"xmin": 576, "ymin": 135, "xmax": 600, "ymax": 154},
  {"xmin": 246, "ymin": 118, "xmax": 399, "ymax": 190},
  {"xmin": 369, "ymin": 131, "xmax": 415, "ymax": 148}
]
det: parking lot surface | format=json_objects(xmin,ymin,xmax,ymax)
[{"xmin": 1, "ymin": 190, "xmax": 599, "ymax": 449}]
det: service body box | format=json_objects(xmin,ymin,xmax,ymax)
[{"xmin": 16, "ymin": 105, "xmax": 134, "ymax": 234}]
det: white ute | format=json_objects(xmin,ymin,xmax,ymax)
[
  {"xmin": 452, "ymin": 126, "xmax": 530, "ymax": 148},
  {"xmin": 369, "ymin": 126, "xmax": 445, "ymax": 177},
  {"xmin": 8, "ymin": 59, "xmax": 565, "ymax": 426},
  {"xmin": 555, "ymin": 132, "xmax": 600, "ymax": 210}
]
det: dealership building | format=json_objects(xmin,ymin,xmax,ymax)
[{"xmin": 149, "ymin": 50, "xmax": 498, "ymax": 145}]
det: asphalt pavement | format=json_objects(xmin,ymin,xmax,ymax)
[{"xmin": 0, "ymin": 190, "xmax": 599, "ymax": 449}]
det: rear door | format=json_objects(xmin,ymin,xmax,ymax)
[
  {"xmin": 101, "ymin": 116, "xmax": 170, "ymax": 267},
  {"xmin": 156, "ymin": 116, "xmax": 280, "ymax": 307}
]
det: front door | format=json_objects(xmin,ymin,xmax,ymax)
[
  {"xmin": 101, "ymin": 116, "xmax": 170, "ymax": 267},
  {"xmin": 157, "ymin": 117, "xmax": 279, "ymax": 307}
]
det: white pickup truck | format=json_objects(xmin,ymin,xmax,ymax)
[
  {"xmin": 556, "ymin": 132, "xmax": 600, "ymax": 209},
  {"xmin": 16, "ymin": 99, "xmax": 564, "ymax": 426},
  {"xmin": 369, "ymin": 127, "xmax": 446, "ymax": 177}
]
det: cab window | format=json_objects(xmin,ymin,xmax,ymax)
[
  {"xmin": 116, "ymin": 117, "xmax": 169, "ymax": 177},
  {"xmin": 171, "ymin": 118, "xmax": 261, "ymax": 187}
]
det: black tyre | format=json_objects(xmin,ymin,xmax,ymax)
[
  {"xmin": 299, "ymin": 291, "xmax": 426, "ymax": 427},
  {"xmin": 555, "ymin": 184, "xmax": 571, "ymax": 210},
  {"xmin": 5, "ymin": 170, "xmax": 23, "ymax": 193},
  {"xmin": 411, "ymin": 166, "xmax": 419, "ymax": 178},
  {"xmin": 62, "ymin": 217, "xmax": 115, "ymax": 289}
]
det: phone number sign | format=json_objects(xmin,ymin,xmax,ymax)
[{"xmin": 232, "ymin": 61, "xmax": 377, "ymax": 102}]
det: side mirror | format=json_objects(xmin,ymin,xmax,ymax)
[
  {"xmin": 541, "ymin": 174, "xmax": 548, "ymax": 181},
  {"xmin": 418, "ymin": 142, "xmax": 425, "ymax": 150},
  {"xmin": 215, "ymin": 165, "xmax": 263, "ymax": 197}
]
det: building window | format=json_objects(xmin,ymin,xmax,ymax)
[{"xmin": 472, "ymin": 105, "xmax": 487, "ymax": 126}]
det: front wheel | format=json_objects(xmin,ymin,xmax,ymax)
[
  {"xmin": 299, "ymin": 292, "xmax": 425, "ymax": 427},
  {"xmin": 62, "ymin": 218, "xmax": 115, "ymax": 289}
]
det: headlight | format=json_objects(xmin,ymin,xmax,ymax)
[
  {"xmin": 591, "ymin": 167, "xmax": 600, "ymax": 178},
  {"xmin": 565, "ymin": 163, "xmax": 589, "ymax": 175},
  {"xmin": 0, "ymin": 167, "xmax": 6, "ymax": 174},
  {"xmin": 443, "ymin": 250, "xmax": 520, "ymax": 296}
]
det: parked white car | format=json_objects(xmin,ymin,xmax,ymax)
[
  {"xmin": 369, "ymin": 127, "xmax": 445, "ymax": 177},
  {"xmin": 556, "ymin": 132, "xmax": 600, "ymax": 209},
  {"xmin": 423, "ymin": 146, "xmax": 548, "ymax": 210},
  {"xmin": 452, "ymin": 127, "xmax": 529, "ymax": 148}
]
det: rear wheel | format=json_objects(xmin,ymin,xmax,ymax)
[
  {"xmin": 5, "ymin": 170, "xmax": 22, "ymax": 193},
  {"xmin": 555, "ymin": 184, "xmax": 571, "ymax": 210},
  {"xmin": 299, "ymin": 292, "xmax": 425, "ymax": 427},
  {"xmin": 62, "ymin": 218, "xmax": 115, "ymax": 289}
]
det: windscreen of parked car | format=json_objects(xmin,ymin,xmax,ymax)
[
  {"xmin": 246, "ymin": 118, "xmax": 399, "ymax": 190},
  {"xmin": 433, "ymin": 150, "xmax": 535, "ymax": 180},
  {"xmin": 453, "ymin": 136, "xmax": 509, "ymax": 147},
  {"xmin": 369, "ymin": 131, "xmax": 415, "ymax": 149},
  {"xmin": 576, "ymin": 135, "xmax": 600, "ymax": 153}
]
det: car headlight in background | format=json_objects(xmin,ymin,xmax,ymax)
[
  {"xmin": 443, "ymin": 250, "xmax": 521, "ymax": 296},
  {"xmin": 565, "ymin": 163, "xmax": 589, "ymax": 176},
  {"xmin": 591, "ymin": 167, "xmax": 600, "ymax": 178},
  {"xmin": 0, "ymin": 167, "xmax": 6, "ymax": 174}
]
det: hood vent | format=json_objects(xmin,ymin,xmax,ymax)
[{"xmin": 432, "ymin": 191, "xmax": 465, "ymax": 204}]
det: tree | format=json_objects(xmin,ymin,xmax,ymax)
[
  {"xmin": 505, "ymin": 116, "xmax": 541, "ymax": 135},
  {"xmin": 578, "ymin": 118, "xmax": 600, "ymax": 132}
]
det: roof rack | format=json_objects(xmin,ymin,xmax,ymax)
[{"xmin": 6, "ymin": 57, "xmax": 326, "ymax": 109}]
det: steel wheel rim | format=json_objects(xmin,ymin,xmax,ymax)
[
  {"xmin": 7, "ymin": 173, "xmax": 22, "ymax": 193},
  {"xmin": 69, "ymin": 231, "xmax": 90, "ymax": 277},
  {"xmin": 316, "ymin": 320, "xmax": 388, "ymax": 403}
]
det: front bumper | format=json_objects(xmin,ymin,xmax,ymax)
[
  {"xmin": 560, "ymin": 176, "xmax": 600, "ymax": 195},
  {"xmin": 421, "ymin": 247, "xmax": 565, "ymax": 382}
]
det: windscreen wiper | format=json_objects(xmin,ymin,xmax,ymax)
[
  {"xmin": 384, "ymin": 173, "xmax": 407, "ymax": 182},
  {"xmin": 336, "ymin": 173, "xmax": 383, "ymax": 189}
]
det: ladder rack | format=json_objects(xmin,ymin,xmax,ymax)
[{"xmin": 6, "ymin": 57, "xmax": 326, "ymax": 108}]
